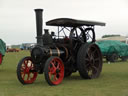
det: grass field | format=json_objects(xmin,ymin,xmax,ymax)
[{"xmin": 0, "ymin": 51, "xmax": 128, "ymax": 96}]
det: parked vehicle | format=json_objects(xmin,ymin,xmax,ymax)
[
  {"xmin": 6, "ymin": 48, "xmax": 19, "ymax": 52},
  {"xmin": 0, "ymin": 39, "xmax": 6, "ymax": 65},
  {"xmin": 17, "ymin": 9, "xmax": 106, "ymax": 86},
  {"xmin": 96, "ymin": 40, "xmax": 128, "ymax": 62}
]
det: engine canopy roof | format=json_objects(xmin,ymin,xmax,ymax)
[{"xmin": 46, "ymin": 18, "xmax": 106, "ymax": 27}]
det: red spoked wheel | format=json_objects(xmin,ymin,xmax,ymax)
[
  {"xmin": 0, "ymin": 53, "xmax": 2, "ymax": 65},
  {"xmin": 44, "ymin": 56, "xmax": 64, "ymax": 86},
  {"xmin": 17, "ymin": 56, "xmax": 38, "ymax": 84}
]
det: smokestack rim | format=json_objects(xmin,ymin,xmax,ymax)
[{"xmin": 34, "ymin": 9, "xmax": 43, "ymax": 12}]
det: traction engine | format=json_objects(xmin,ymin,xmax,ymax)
[{"xmin": 17, "ymin": 9, "xmax": 106, "ymax": 86}]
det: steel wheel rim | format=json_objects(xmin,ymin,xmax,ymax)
[
  {"xmin": 85, "ymin": 44, "xmax": 102, "ymax": 78},
  {"xmin": 20, "ymin": 58, "xmax": 37, "ymax": 84},
  {"xmin": 48, "ymin": 58, "xmax": 64, "ymax": 85}
]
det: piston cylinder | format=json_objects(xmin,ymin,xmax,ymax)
[{"xmin": 48, "ymin": 46, "xmax": 69, "ymax": 60}]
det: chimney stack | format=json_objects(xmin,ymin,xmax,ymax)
[{"xmin": 34, "ymin": 9, "xmax": 43, "ymax": 45}]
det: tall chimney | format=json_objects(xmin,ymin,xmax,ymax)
[{"xmin": 34, "ymin": 9, "xmax": 43, "ymax": 45}]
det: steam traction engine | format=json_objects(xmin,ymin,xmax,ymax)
[{"xmin": 17, "ymin": 9, "xmax": 106, "ymax": 86}]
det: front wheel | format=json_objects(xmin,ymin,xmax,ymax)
[
  {"xmin": 17, "ymin": 56, "xmax": 38, "ymax": 84},
  {"xmin": 44, "ymin": 56, "xmax": 64, "ymax": 86}
]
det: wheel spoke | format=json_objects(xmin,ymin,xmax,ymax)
[
  {"xmin": 27, "ymin": 73, "xmax": 30, "ymax": 81},
  {"xmin": 24, "ymin": 60, "xmax": 28, "ymax": 68},
  {"xmin": 56, "ymin": 62, "xmax": 60, "ymax": 69},
  {"xmin": 87, "ymin": 50, "xmax": 91, "ymax": 59},
  {"xmin": 29, "ymin": 61, "xmax": 32, "ymax": 69},
  {"xmin": 21, "ymin": 66, "xmax": 25, "ymax": 70},
  {"xmin": 85, "ymin": 58, "xmax": 90, "ymax": 62},
  {"xmin": 51, "ymin": 62, "xmax": 56, "ymax": 69},
  {"xmin": 94, "ymin": 57, "xmax": 100, "ymax": 62},
  {"xmin": 49, "ymin": 72, "xmax": 52, "ymax": 79},
  {"xmin": 92, "ymin": 66, "xmax": 98, "ymax": 73},
  {"xmin": 92, "ymin": 49, "xmax": 97, "ymax": 56},
  {"xmin": 54, "ymin": 74, "xmax": 58, "ymax": 81},
  {"xmin": 85, "ymin": 62, "xmax": 90, "ymax": 68},
  {"xmin": 50, "ymin": 62, "xmax": 56, "ymax": 74},
  {"xmin": 22, "ymin": 72, "xmax": 26, "ymax": 80}
]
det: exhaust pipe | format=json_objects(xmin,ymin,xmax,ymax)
[{"xmin": 34, "ymin": 9, "xmax": 43, "ymax": 45}]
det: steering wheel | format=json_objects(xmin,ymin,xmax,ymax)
[
  {"xmin": 70, "ymin": 27, "xmax": 85, "ymax": 43},
  {"xmin": 84, "ymin": 28, "xmax": 95, "ymax": 43},
  {"xmin": 69, "ymin": 27, "xmax": 96, "ymax": 52}
]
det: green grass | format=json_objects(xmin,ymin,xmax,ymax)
[{"xmin": 0, "ymin": 51, "xmax": 128, "ymax": 96}]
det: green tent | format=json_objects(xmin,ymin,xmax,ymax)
[
  {"xmin": 96, "ymin": 40, "xmax": 128, "ymax": 57},
  {"xmin": 0, "ymin": 39, "xmax": 6, "ymax": 56}
]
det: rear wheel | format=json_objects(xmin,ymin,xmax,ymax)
[
  {"xmin": 108, "ymin": 53, "xmax": 118, "ymax": 62},
  {"xmin": 77, "ymin": 43, "xmax": 102, "ymax": 79},
  {"xmin": 44, "ymin": 56, "xmax": 64, "ymax": 86},
  {"xmin": 17, "ymin": 56, "xmax": 38, "ymax": 84},
  {"xmin": 121, "ymin": 56, "xmax": 128, "ymax": 61}
]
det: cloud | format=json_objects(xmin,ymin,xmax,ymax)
[{"xmin": 0, "ymin": 0, "xmax": 128, "ymax": 44}]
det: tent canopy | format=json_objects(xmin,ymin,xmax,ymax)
[{"xmin": 0, "ymin": 39, "xmax": 6, "ymax": 56}]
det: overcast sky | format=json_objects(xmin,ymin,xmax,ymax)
[{"xmin": 0, "ymin": 0, "xmax": 128, "ymax": 45}]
